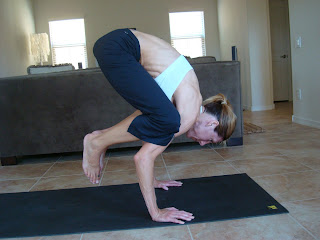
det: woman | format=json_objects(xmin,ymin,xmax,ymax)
[{"xmin": 82, "ymin": 28, "xmax": 237, "ymax": 224}]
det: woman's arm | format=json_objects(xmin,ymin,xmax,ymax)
[
  {"xmin": 174, "ymin": 95, "xmax": 202, "ymax": 138},
  {"xmin": 173, "ymin": 72, "xmax": 202, "ymax": 138},
  {"xmin": 134, "ymin": 142, "xmax": 194, "ymax": 224},
  {"xmin": 174, "ymin": 111, "xmax": 197, "ymax": 138}
]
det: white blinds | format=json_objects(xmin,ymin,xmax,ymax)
[
  {"xmin": 169, "ymin": 11, "xmax": 206, "ymax": 58},
  {"xmin": 49, "ymin": 19, "xmax": 88, "ymax": 69}
]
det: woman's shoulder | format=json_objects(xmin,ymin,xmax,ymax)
[
  {"xmin": 175, "ymin": 70, "xmax": 201, "ymax": 99},
  {"xmin": 174, "ymin": 73, "xmax": 202, "ymax": 115}
]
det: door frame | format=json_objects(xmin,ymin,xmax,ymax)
[{"xmin": 268, "ymin": 0, "xmax": 293, "ymax": 102}]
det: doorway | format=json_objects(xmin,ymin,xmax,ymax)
[{"xmin": 269, "ymin": 0, "xmax": 292, "ymax": 102}]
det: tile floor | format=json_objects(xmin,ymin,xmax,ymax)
[{"xmin": 1, "ymin": 102, "xmax": 320, "ymax": 240}]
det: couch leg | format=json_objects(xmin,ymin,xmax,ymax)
[
  {"xmin": 1, "ymin": 157, "xmax": 18, "ymax": 166},
  {"xmin": 226, "ymin": 137, "xmax": 243, "ymax": 146}
]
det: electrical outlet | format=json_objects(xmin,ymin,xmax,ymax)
[
  {"xmin": 296, "ymin": 89, "xmax": 302, "ymax": 100},
  {"xmin": 296, "ymin": 36, "xmax": 302, "ymax": 48}
]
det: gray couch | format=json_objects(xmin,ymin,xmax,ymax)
[{"xmin": 0, "ymin": 57, "xmax": 243, "ymax": 165}]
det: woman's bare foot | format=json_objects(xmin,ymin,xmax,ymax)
[{"xmin": 82, "ymin": 133, "xmax": 104, "ymax": 184}]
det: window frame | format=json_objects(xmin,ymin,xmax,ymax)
[
  {"xmin": 169, "ymin": 11, "xmax": 206, "ymax": 58},
  {"xmin": 49, "ymin": 18, "xmax": 88, "ymax": 69}
]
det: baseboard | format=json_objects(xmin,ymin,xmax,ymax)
[
  {"xmin": 249, "ymin": 104, "xmax": 275, "ymax": 111},
  {"xmin": 242, "ymin": 105, "xmax": 250, "ymax": 111},
  {"xmin": 292, "ymin": 115, "xmax": 320, "ymax": 129},
  {"xmin": 243, "ymin": 104, "xmax": 275, "ymax": 111}
]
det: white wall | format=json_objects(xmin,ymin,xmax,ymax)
[
  {"xmin": 217, "ymin": 0, "xmax": 274, "ymax": 111},
  {"xmin": 289, "ymin": 0, "xmax": 320, "ymax": 128},
  {"xmin": 218, "ymin": 0, "xmax": 252, "ymax": 109},
  {"xmin": 32, "ymin": 0, "xmax": 221, "ymax": 68},
  {"xmin": 0, "ymin": 0, "xmax": 35, "ymax": 78},
  {"xmin": 247, "ymin": 0, "xmax": 274, "ymax": 111}
]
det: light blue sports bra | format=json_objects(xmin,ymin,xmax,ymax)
[{"xmin": 154, "ymin": 55, "xmax": 193, "ymax": 100}]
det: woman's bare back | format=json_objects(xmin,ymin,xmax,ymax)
[
  {"xmin": 131, "ymin": 30, "xmax": 181, "ymax": 78},
  {"xmin": 131, "ymin": 29, "xmax": 202, "ymax": 134}
]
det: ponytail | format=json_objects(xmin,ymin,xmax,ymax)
[{"xmin": 203, "ymin": 93, "xmax": 237, "ymax": 141}]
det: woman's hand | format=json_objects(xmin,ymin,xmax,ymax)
[
  {"xmin": 154, "ymin": 179, "xmax": 183, "ymax": 190},
  {"xmin": 152, "ymin": 207, "xmax": 194, "ymax": 224}
]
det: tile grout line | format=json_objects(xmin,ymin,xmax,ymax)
[
  {"xmin": 208, "ymin": 142, "xmax": 226, "ymax": 150},
  {"xmin": 158, "ymin": 160, "xmax": 226, "ymax": 168},
  {"xmin": 79, "ymin": 153, "xmax": 94, "ymax": 240},
  {"xmin": 288, "ymin": 214, "xmax": 319, "ymax": 240},
  {"xmin": 251, "ymin": 169, "xmax": 315, "ymax": 179},
  {"xmin": 99, "ymin": 152, "xmax": 111, "ymax": 187},
  {"xmin": 4, "ymin": 158, "xmax": 315, "ymax": 183},
  {"xmin": 28, "ymin": 156, "xmax": 62, "ymax": 192},
  {"xmin": 213, "ymin": 150, "xmax": 316, "ymax": 178},
  {"xmin": 204, "ymin": 143, "xmax": 220, "ymax": 150},
  {"xmin": 282, "ymin": 155, "xmax": 316, "ymax": 171},
  {"xmin": 284, "ymin": 196, "xmax": 320, "ymax": 204},
  {"xmin": 206, "ymin": 144, "xmax": 213, "ymax": 150},
  {"xmin": 56, "ymin": 155, "xmax": 61, "ymax": 163},
  {"xmin": 294, "ymin": 160, "xmax": 315, "ymax": 171},
  {"xmin": 282, "ymin": 151, "xmax": 318, "ymax": 157},
  {"xmin": 161, "ymin": 153, "xmax": 172, "ymax": 180},
  {"xmin": 227, "ymin": 161, "xmax": 241, "ymax": 174},
  {"xmin": 222, "ymin": 154, "xmax": 289, "ymax": 162},
  {"xmin": 207, "ymin": 143, "xmax": 214, "ymax": 149},
  {"xmin": 0, "ymin": 177, "xmax": 42, "ymax": 182},
  {"xmin": 96, "ymin": 165, "xmax": 168, "ymax": 174},
  {"xmin": 214, "ymin": 149, "xmax": 241, "ymax": 173},
  {"xmin": 57, "ymin": 159, "xmax": 86, "ymax": 163},
  {"xmin": 40, "ymin": 173, "xmax": 85, "ymax": 179},
  {"xmin": 187, "ymin": 225, "xmax": 195, "ymax": 240},
  {"xmin": 163, "ymin": 146, "xmax": 210, "ymax": 154}
]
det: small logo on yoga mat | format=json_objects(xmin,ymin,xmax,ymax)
[{"xmin": 267, "ymin": 205, "xmax": 278, "ymax": 210}]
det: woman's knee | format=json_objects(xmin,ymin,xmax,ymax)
[
  {"xmin": 93, "ymin": 41, "xmax": 100, "ymax": 58},
  {"xmin": 133, "ymin": 153, "xmax": 142, "ymax": 163},
  {"xmin": 134, "ymin": 143, "xmax": 165, "ymax": 163},
  {"xmin": 93, "ymin": 39, "xmax": 105, "ymax": 60},
  {"xmin": 133, "ymin": 151, "xmax": 153, "ymax": 164}
]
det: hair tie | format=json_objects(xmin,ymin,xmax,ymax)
[{"xmin": 221, "ymin": 100, "xmax": 227, "ymax": 105}]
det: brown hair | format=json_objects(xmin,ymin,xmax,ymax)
[{"xmin": 203, "ymin": 93, "xmax": 237, "ymax": 141}]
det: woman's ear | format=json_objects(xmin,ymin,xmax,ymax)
[
  {"xmin": 205, "ymin": 120, "xmax": 219, "ymax": 127},
  {"xmin": 211, "ymin": 120, "xmax": 219, "ymax": 127},
  {"xmin": 205, "ymin": 115, "xmax": 219, "ymax": 127}
]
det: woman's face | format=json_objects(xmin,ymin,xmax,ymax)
[{"xmin": 187, "ymin": 112, "xmax": 223, "ymax": 146}]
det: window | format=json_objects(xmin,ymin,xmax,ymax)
[
  {"xmin": 49, "ymin": 19, "xmax": 88, "ymax": 69},
  {"xmin": 169, "ymin": 11, "xmax": 206, "ymax": 58}
]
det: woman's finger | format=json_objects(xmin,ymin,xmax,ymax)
[
  {"xmin": 172, "ymin": 213, "xmax": 194, "ymax": 221},
  {"xmin": 180, "ymin": 210, "xmax": 194, "ymax": 216},
  {"xmin": 164, "ymin": 182, "xmax": 182, "ymax": 187},
  {"xmin": 169, "ymin": 181, "xmax": 182, "ymax": 184},
  {"xmin": 171, "ymin": 218, "xmax": 185, "ymax": 224},
  {"xmin": 175, "ymin": 211, "xmax": 194, "ymax": 217},
  {"xmin": 169, "ymin": 182, "xmax": 182, "ymax": 186}
]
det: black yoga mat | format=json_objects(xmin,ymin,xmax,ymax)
[{"xmin": 0, "ymin": 173, "xmax": 288, "ymax": 238}]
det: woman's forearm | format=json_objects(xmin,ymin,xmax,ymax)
[
  {"xmin": 133, "ymin": 143, "xmax": 194, "ymax": 224},
  {"xmin": 134, "ymin": 154, "xmax": 160, "ymax": 219}
]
